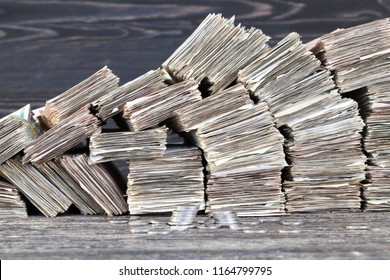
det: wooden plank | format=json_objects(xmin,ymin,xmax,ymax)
[{"xmin": 0, "ymin": 212, "xmax": 389, "ymax": 259}]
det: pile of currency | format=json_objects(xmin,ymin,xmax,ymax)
[
  {"xmin": 0, "ymin": 157, "xmax": 72, "ymax": 217},
  {"xmin": 357, "ymin": 83, "xmax": 390, "ymax": 211},
  {"xmin": 172, "ymin": 85, "xmax": 287, "ymax": 216},
  {"xmin": 89, "ymin": 126, "xmax": 168, "ymax": 164},
  {"xmin": 311, "ymin": 18, "xmax": 390, "ymax": 93},
  {"xmin": 127, "ymin": 147, "xmax": 204, "ymax": 214},
  {"xmin": 1, "ymin": 13, "xmax": 390, "ymax": 219},
  {"xmin": 239, "ymin": 33, "xmax": 365, "ymax": 212},
  {"xmin": 93, "ymin": 69, "xmax": 171, "ymax": 121},
  {"xmin": 37, "ymin": 160, "xmax": 107, "ymax": 215},
  {"xmin": 0, "ymin": 105, "xmax": 39, "ymax": 165},
  {"xmin": 0, "ymin": 178, "xmax": 28, "ymax": 218},
  {"xmin": 162, "ymin": 13, "xmax": 270, "ymax": 94},
  {"xmin": 23, "ymin": 107, "xmax": 100, "ymax": 165},
  {"xmin": 43, "ymin": 66, "xmax": 118, "ymax": 127},
  {"xmin": 123, "ymin": 80, "xmax": 202, "ymax": 131},
  {"xmin": 59, "ymin": 154, "xmax": 128, "ymax": 215},
  {"xmin": 239, "ymin": 32, "xmax": 320, "ymax": 101}
]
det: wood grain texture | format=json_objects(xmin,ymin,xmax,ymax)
[
  {"xmin": 1, "ymin": 212, "xmax": 390, "ymax": 259},
  {"xmin": 1, "ymin": 0, "xmax": 390, "ymax": 259}
]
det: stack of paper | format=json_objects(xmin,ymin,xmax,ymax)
[
  {"xmin": 43, "ymin": 66, "xmax": 119, "ymax": 127},
  {"xmin": 238, "ymin": 32, "xmax": 321, "ymax": 102},
  {"xmin": 37, "ymin": 160, "xmax": 105, "ymax": 215},
  {"xmin": 123, "ymin": 80, "xmax": 202, "ymax": 131},
  {"xmin": 162, "ymin": 13, "xmax": 270, "ymax": 94},
  {"xmin": 127, "ymin": 147, "xmax": 204, "ymax": 214},
  {"xmin": 172, "ymin": 84, "xmax": 286, "ymax": 216},
  {"xmin": 0, "ymin": 157, "xmax": 72, "ymax": 217},
  {"xmin": 93, "ymin": 68, "xmax": 172, "ymax": 121},
  {"xmin": 23, "ymin": 107, "xmax": 100, "ymax": 165},
  {"xmin": 89, "ymin": 126, "xmax": 168, "ymax": 164},
  {"xmin": 0, "ymin": 178, "xmax": 28, "ymax": 218},
  {"xmin": 59, "ymin": 154, "xmax": 128, "ymax": 216},
  {"xmin": 311, "ymin": 18, "xmax": 390, "ymax": 93},
  {"xmin": 239, "ymin": 33, "xmax": 366, "ymax": 212},
  {"xmin": 0, "ymin": 105, "xmax": 39, "ymax": 164},
  {"xmin": 359, "ymin": 83, "xmax": 390, "ymax": 211},
  {"xmin": 171, "ymin": 84, "xmax": 253, "ymax": 132}
]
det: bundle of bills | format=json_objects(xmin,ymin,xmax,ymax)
[
  {"xmin": 0, "ymin": 105, "xmax": 40, "ymax": 164},
  {"xmin": 162, "ymin": 13, "xmax": 270, "ymax": 94},
  {"xmin": 358, "ymin": 83, "xmax": 390, "ymax": 211},
  {"xmin": 171, "ymin": 82, "xmax": 286, "ymax": 216},
  {"xmin": 123, "ymin": 80, "xmax": 202, "ymax": 131},
  {"xmin": 239, "ymin": 33, "xmax": 365, "ymax": 212},
  {"xmin": 23, "ymin": 107, "xmax": 100, "ymax": 165},
  {"xmin": 127, "ymin": 147, "xmax": 204, "ymax": 214},
  {"xmin": 93, "ymin": 68, "xmax": 172, "ymax": 121},
  {"xmin": 37, "ymin": 160, "xmax": 105, "ymax": 215},
  {"xmin": 89, "ymin": 126, "xmax": 168, "ymax": 164},
  {"xmin": 171, "ymin": 84, "xmax": 253, "ymax": 132},
  {"xmin": 0, "ymin": 157, "xmax": 72, "ymax": 217},
  {"xmin": 238, "ymin": 32, "xmax": 321, "ymax": 102},
  {"xmin": 59, "ymin": 154, "xmax": 128, "ymax": 215},
  {"xmin": 311, "ymin": 18, "xmax": 390, "ymax": 93},
  {"xmin": 43, "ymin": 66, "xmax": 119, "ymax": 127},
  {"xmin": 0, "ymin": 178, "xmax": 28, "ymax": 218}
]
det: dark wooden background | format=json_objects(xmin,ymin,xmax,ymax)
[
  {"xmin": 1, "ymin": 0, "xmax": 389, "ymax": 118},
  {"xmin": 1, "ymin": 0, "xmax": 390, "ymax": 260}
]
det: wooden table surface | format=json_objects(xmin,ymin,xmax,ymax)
[{"xmin": 1, "ymin": 0, "xmax": 390, "ymax": 260}]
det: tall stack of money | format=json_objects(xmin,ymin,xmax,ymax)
[
  {"xmin": 312, "ymin": 19, "xmax": 390, "ymax": 212},
  {"xmin": 0, "ymin": 178, "xmax": 28, "ymax": 218},
  {"xmin": 172, "ymin": 85, "xmax": 287, "ymax": 216},
  {"xmin": 162, "ymin": 13, "xmax": 270, "ymax": 94},
  {"xmin": 311, "ymin": 18, "xmax": 390, "ymax": 93},
  {"xmin": 127, "ymin": 147, "xmax": 204, "ymax": 214},
  {"xmin": 0, "ymin": 105, "xmax": 39, "ymax": 164},
  {"xmin": 356, "ymin": 83, "xmax": 390, "ymax": 211},
  {"xmin": 239, "ymin": 33, "xmax": 365, "ymax": 212}
]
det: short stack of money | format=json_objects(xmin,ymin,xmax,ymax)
[
  {"xmin": 172, "ymin": 85, "xmax": 287, "ymax": 216},
  {"xmin": 89, "ymin": 126, "xmax": 168, "ymax": 164},
  {"xmin": 239, "ymin": 33, "xmax": 366, "ymax": 212},
  {"xmin": 359, "ymin": 83, "xmax": 390, "ymax": 211},
  {"xmin": 122, "ymin": 80, "xmax": 202, "ymax": 131},
  {"xmin": 127, "ymin": 147, "xmax": 204, "ymax": 214},
  {"xmin": 0, "ymin": 178, "xmax": 28, "ymax": 218}
]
